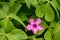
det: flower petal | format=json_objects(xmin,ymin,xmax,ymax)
[
  {"xmin": 29, "ymin": 18, "xmax": 34, "ymax": 25},
  {"xmin": 32, "ymin": 28, "xmax": 38, "ymax": 34},
  {"xmin": 27, "ymin": 25, "xmax": 32, "ymax": 31},
  {"xmin": 37, "ymin": 26, "xmax": 43, "ymax": 30},
  {"xmin": 35, "ymin": 18, "xmax": 41, "ymax": 25}
]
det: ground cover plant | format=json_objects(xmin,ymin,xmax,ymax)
[{"xmin": 0, "ymin": 0, "xmax": 60, "ymax": 40}]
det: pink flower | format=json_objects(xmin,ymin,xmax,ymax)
[{"xmin": 27, "ymin": 18, "xmax": 43, "ymax": 34}]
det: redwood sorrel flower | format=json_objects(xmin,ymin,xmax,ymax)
[{"xmin": 27, "ymin": 18, "xmax": 43, "ymax": 34}]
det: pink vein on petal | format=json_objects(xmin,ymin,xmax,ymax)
[
  {"xmin": 35, "ymin": 18, "xmax": 41, "ymax": 25},
  {"xmin": 37, "ymin": 26, "xmax": 43, "ymax": 30},
  {"xmin": 27, "ymin": 25, "xmax": 32, "ymax": 31},
  {"xmin": 29, "ymin": 18, "xmax": 34, "ymax": 25},
  {"xmin": 32, "ymin": 28, "xmax": 38, "ymax": 34}
]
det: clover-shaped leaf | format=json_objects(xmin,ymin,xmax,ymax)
[
  {"xmin": 35, "ymin": 3, "xmax": 54, "ymax": 22},
  {"xmin": 44, "ymin": 28, "xmax": 53, "ymax": 40},
  {"xmin": 0, "ymin": 18, "xmax": 16, "ymax": 33},
  {"xmin": 6, "ymin": 29, "xmax": 27, "ymax": 40},
  {"xmin": 37, "ymin": 20, "xmax": 48, "ymax": 35},
  {"xmin": 9, "ymin": 14, "xmax": 26, "ymax": 28}
]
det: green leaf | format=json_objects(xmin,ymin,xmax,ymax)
[
  {"xmin": 17, "ymin": 0, "xmax": 25, "ymax": 3},
  {"xmin": 0, "ymin": 7, "xmax": 1, "ymax": 10},
  {"xmin": 36, "ymin": 3, "xmax": 54, "ymax": 21},
  {"xmin": 29, "ymin": 36, "xmax": 43, "ymax": 40},
  {"xmin": 35, "ymin": 5, "xmax": 45, "ymax": 18},
  {"xmin": 9, "ymin": 0, "xmax": 16, "ymax": 6},
  {"xmin": 39, "ymin": 0, "xmax": 48, "ymax": 1},
  {"xmin": 44, "ymin": 28, "xmax": 53, "ymax": 40},
  {"xmin": 50, "ymin": 21, "xmax": 56, "ymax": 28},
  {"xmin": 50, "ymin": 0, "xmax": 60, "ymax": 10},
  {"xmin": 57, "ymin": 0, "xmax": 60, "ymax": 3},
  {"xmin": 37, "ymin": 20, "xmax": 48, "ymax": 35},
  {"xmin": 18, "ymin": 13, "xmax": 28, "ymax": 22},
  {"xmin": 0, "ymin": 10, "xmax": 7, "ymax": 18},
  {"xmin": 0, "ymin": 18, "xmax": 16, "ymax": 33},
  {"xmin": 25, "ymin": 0, "xmax": 31, "ymax": 8},
  {"xmin": 2, "ymin": 4, "xmax": 10, "ymax": 14},
  {"xmin": 54, "ymin": 23, "xmax": 60, "ymax": 40},
  {"xmin": 44, "ymin": 3, "xmax": 54, "ymax": 22},
  {"xmin": 6, "ymin": 29, "xmax": 27, "ymax": 40},
  {"xmin": 38, "ymin": 0, "xmax": 48, "ymax": 5},
  {"xmin": 0, "ymin": 36, "xmax": 7, "ymax": 40},
  {"xmin": 30, "ymin": 0, "xmax": 38, "ymax": 7},
  {"xmin": 9, "ymin": 14, "xmax": 26, "ymax": 28},
  {"xmin": 34, "ymin": 38, "xmax": 43, "ymax": 40},
  {"xmin": 30, "ymin": 15, "xmax": 37, "ymax": 20},
  {"xmin": 54, "ymin": 32, "xmax": 60, "ymax": 40},
  {"xmin": 0, "ymin": 27, "xmax": 4, "ymax": 35},
  {"xmin": 9, "ymin": 3, "xmax": 22, "ymax": 14},
  {"xmin": 0, "ymin": 2, "xmax": 7, "ymax": 6},
  {"xmin": 50, "ymin": 0, "xmax": 60, "ymax": 19},
  {"xmin": 54, "ymin": 22, "xmax": 60, "ymax": 33}
]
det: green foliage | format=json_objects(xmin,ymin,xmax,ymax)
[
  {"xmin": 36, "ymin": 3, "xmax": 54, "ymax": 22},
  {"xmin": 44, "ymin": 28, "xmax": 53, "ymax": 40},
  {"xmin": 9, "ymin": 14, "xmax": 26, "ymax": 28},
  {"xmin": 37, "ymin": 20, "xmax": 48, "ymax": 35},
  {"xmin": 0, "ymin": 0, "xmax": 60, "ymax": 40},
  {"xmin": 0, "ymin": 10, "xmax": 7, "ymax": 18},
  {"xmin": 0, "ymin": 18, "xmax": 16, "ymax": 33},
  {"xmin": 25, "ymin": 0, "xmax": 31, "ymax": 8},
  {"xmin": 54, "ymin": 22, "xmax": 60, "ymax": 40},
  {"xmin": 6, "ymin": 29, "xmax": 27, "ymax": 40}
]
